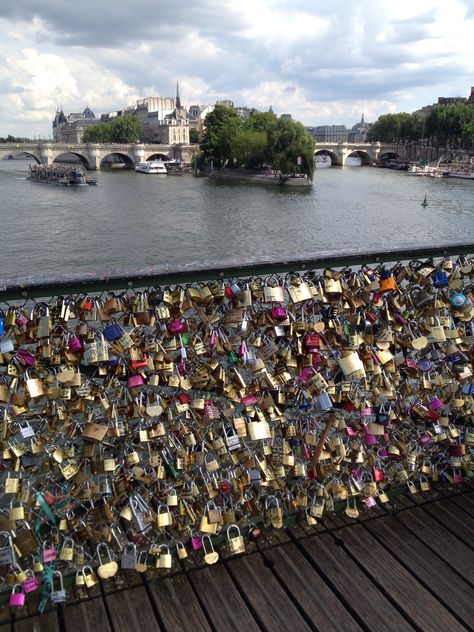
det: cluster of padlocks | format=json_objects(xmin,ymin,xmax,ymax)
[{"xmin": 0, "ymin": 255, "xmax": 473, "ymax": 607}]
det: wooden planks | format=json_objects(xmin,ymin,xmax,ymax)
[
  {"xmin": 147, "ymin": 572, "xmax": 211, "ymax": 632},
  {"xmin": 338, "ymin": 525, "xmax": 466, "ymax": 632},
  {"xmin": 188, "ymin": 565, "xmax": 259, "ymax": 632},
  {"xmin": 396, "ymin": 506, "xmax": 474, "ymax": 585},
  {"xmin": 302, "ymin": 532, "xmax": 412, "ymax": 632},
  {"xmin": 263, "ymin": 543, "xmax": 362, "ymax": 631},
  {"xmin": 105, "ymin": 586, "xmax": 161, "ymax": 632},
  {"xmin": 227, "ymin": 553, "xmax": 312, "ymax": 632},
  {"xmin": 423, "ymin": 499, "xmax": 474, "ymax": 548},
  {"xmin": 449, "ymin": 492, "xmax": 474, "ymax": 517},
  {"xmin": 14, "ymin": 610, "xmax": 60, "ymax": 632},
  {"xmin": 63, "ymin": 597, "xmax": 112, "ymax": 632},
  {"xmin": 364, "ymin": 516, "xmax": 474, "ymax": 627}
]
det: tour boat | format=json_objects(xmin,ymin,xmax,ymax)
[
  {"xmin": 27, "ymin": 163, "xmax": 93, "ymax": 186},
  {"xmin": 135, "ymin": 161, "xmax": 167, "ymax": 174},
  {"xmin": 442, "ymin": 162, "xmax": 474, "ymax": 180},
  {"xmin": 314, "ymin": 155, "xmax": 331, "ymax": 169}
]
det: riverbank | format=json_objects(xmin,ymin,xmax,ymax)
[{"xmin": 208, "ymin": 168, "xmax": 312, "ymax": 187}]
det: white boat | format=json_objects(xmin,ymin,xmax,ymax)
[
  {"xmin": 135, "ymin": 160, "xmax": 167, "ymax": 174},
  {"xmin": 442, "ymin": 162, "xmax": 474, "ymax": 180}
]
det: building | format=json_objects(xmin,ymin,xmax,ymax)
[
  {"xmin": 52, "ymin": 107, "xmax": 98, "ymax": 142},
  {"xmin": 348, "ymin": 114, "xmax": 371, "ymax": 142},
  {"xmin": 280, "ymin": 114, "xmax": 292, "ymax": 120},
  {"xmin": 188, "ymin": 104, "xmax": 215, "ymax": 140},
  {"xmin": 306, "ymin": 125, "xmax": 349, "ymax": 143}
]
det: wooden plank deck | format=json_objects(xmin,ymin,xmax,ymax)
[{"xmin": 6, "ymin": 486, "xmax": 474, "ymax": 632}]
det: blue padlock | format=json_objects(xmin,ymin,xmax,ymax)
[
  {"xmin": 103, "ymin": 323, "xmax": 123, "ymax": 341},
  {"xmin": 432, "ymin": 270, "xmax": 448, "ymax": 287},
  {"xmin": 0, "ymin": 316, "xmax": 4, "ymax": 336}
]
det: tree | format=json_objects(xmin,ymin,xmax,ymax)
[
  {"xmin": 189, "ymin": 128, "xmax": 199, "ymax": 144},
  {"xmin": 230, "ymin": 129, "xmax": 267, "ymax": 168},
  {"xmin": 82, "ymin": 123, "xmax": 111, "ymax": 143},
  {"xmin": 82, "ymin": 115, "xmax": 142, "ymax": 144},
  {"xmin": 200, "ymin": 105, "xmax": 242, "ymax": 167},
  {"xmin": 108, "ymin": 115, "xmax": 142, "ymax": 143}
]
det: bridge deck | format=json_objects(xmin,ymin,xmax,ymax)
[{"xmin": 2, "ymin": 482, "xmax": 473, "ymax": 632}]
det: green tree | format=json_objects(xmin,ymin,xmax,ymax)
[
  {"xmin": 82, "ymin": 115, "xmax": 142, "ymax": 143},
  {"xmin": 82, "ymin": 123, "xmax": 111, "ymax": 143},
  {"xmin": 108, "ymin": 115, "xmax": 142, "ymax": 143},
  {"xmin": 189, "ymin": 128, "xmax": 199, "ymax": 144},
  {"xmin": 230, "ymin": 129, "xmax": 267, "ymax": 168},
  {"xmin": 200, "ymin": 105, "xmax": 242, "ymax": 167}
]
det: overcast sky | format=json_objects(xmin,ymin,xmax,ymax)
[{"xmin": 0, "ymin": 0, "xmax": 472, "ymax": 138}]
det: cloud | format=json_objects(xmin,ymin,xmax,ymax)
[{"xmin": 0, "ymin": 0, "xmax": 472, "ymax": 136}]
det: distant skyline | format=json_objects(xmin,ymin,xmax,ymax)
[{"xmin": 0, "ymin": 0, "xmax": 473, "ymax": 137}]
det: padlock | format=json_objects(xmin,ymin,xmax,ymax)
[
  {"xmin": 226, "ymin": 525, "xmax": 245, "ymax": 555},
  {"xmin": 157, "ymin": 545, "xmax": 172, "ymax": 569},
  {"xmin": 97, "ymin": 543, "xmax": 118, "ymax": 579},
  {"xmin": 156, "ymin": 504, "xmax": 173, "ymax": 528},
  {"xmin": 202, "ymin": 535, "xmax": 219, "ymax": 565},
  {"xmin": 9, "ymin": 584, "xmax": 25, "ymax": 607},
  {"xmin": 121, "ymin": 543, "xmax": 137, "ymax": 570},
  {"xmin": 59, "ymin": 537, "xmax": 74, "ymax": 561},
  {"xmin": 50, "ymin": 570, "xmax": 66, "ymax": 603},
  {"xmin": 82, "ymin": 565, "xmax": 98, "ymax": 588}
]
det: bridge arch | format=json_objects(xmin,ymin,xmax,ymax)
[
  {"xmin": 143, "ymin": 152, "xmax": 171, "ymax": 162},
  {"xmin": 344, "ymin": 150, "xmax": 372, "ymax": 166},
  {"xmin": 379, "ymin": 151, "xmax": 403, "ymax": 163},
  {"xmin": 0, "ymin": 150, "xmax": 41, "ymax": 164},
  {"xmin": 314, "ymin": 149, "xmax": 340, "ymax": 166},
  {"xmin": 100, "ymin": 152, "xmax": 135, "ymax": 169},
  {"xmin": 52, "ymin": 151, "xmax": 91, "ymax": 170}
]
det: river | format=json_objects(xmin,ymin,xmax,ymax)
[{"xmin": 0, "ymin": 159, "xmax": 472, "ymax": 284}]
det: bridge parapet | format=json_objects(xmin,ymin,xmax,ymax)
[{"xmin": 0, "ymin": 142, "xmax": 199, "ymax": 170}]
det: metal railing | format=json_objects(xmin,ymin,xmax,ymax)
[{"xmin": 1, "ymin": 243, "xmax": 473, "ymax": 302}]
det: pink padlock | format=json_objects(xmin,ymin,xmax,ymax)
[
  {"xmin": 364, "ymin": 434, "xmax": 377, "ymax": 445},
  {"xmin": 68, "ymin": 336, "xmax": 82, "ymax": 352},
  {"xmin": 23, "ymin": 576, "xmax": 38, "ymax": 593},
  {"xmin": 10, "ymin": 585, "xmax": 25, "ymax": 607},
  {"xmin": 361, "ymin": 406, "xmax": 372, "ymax": 417},
  {"xmin": 271, "ymin": 306, "xmax": 287, "ymax": 320},
  {"xmin": 429, "ymin": 398, "xmax": 443, "ymax": 410},
  {"xmin": 43, "ymin": 545, "xmax": 57, "ymax": 563},
  {"xmin": 298, "ymin": 367, "xmax": 313, "ymax": 383},
  {"xmin": 128, "ymin": 375, "xmax": 144, "ymax": 388},
  {"xmin": 241, "ymin": 394, "xmax": 257, "ymax": 406},
  {"xmin": 16, "ymin": 314, "xmax": 28, "ymax": 327},
  {"xmin": 169, "ymin": 319, "xmax": 186, "ymax": 334},
  {"xmin": 364, "ymin": 496, "xmax": 377, "ymax": 509},
  {"xmin": 191, "ymin": 534, "xmax": 202, "ymax": 550},
  {"xmin": 16, "ymin": 349, "xmax": 36, "ymax": 366},
  {"xmin": 419, "ymin": 433, "xmax": 434, "ymax": 446},
  {"xmin": 304, "ymin": 333, "xmax": 320, "ymax": 348}
]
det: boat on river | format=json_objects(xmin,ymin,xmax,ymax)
[
  {"xmin": 28, "ymin": 163, "xmax": 96, "ymax": 186},
  {"xmin": 135, "ymin": 160, "xmax": 167, "ymax": 174},
  {"xmin": 441, "ymin": 161, "xmax": 474, "ymax": 180}
]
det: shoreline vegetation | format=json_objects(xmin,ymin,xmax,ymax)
[
  {"xmin": 207, "ymin": 167, "xmax": 312, "ymax": 186},
  {"xmin": 199, "ymin": 105, "xmax": 315, "ymax": 180}
]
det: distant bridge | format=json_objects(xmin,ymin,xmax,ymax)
[
  {"xmin": 314, "ymin": 142, "xmax": 407, "ymax": 166},
  {"xmin": 0, "ymin": 142, "xmax": 199, "ymax": 170}
]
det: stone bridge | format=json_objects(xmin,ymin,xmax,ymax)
[
  {"xmin": 314, "ymin": 142, "xmax": 407, "ymax": 166},
  {"xmin": 0, "ymin": 143, "xmax": 200, "ymax": 170}
]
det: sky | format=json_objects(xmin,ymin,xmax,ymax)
[{"xmin": 0, "ymin": 0, "xmax": 473, "ymax": 138}]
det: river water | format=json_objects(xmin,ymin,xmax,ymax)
[{"xmin": 0, "ymin": 160, "xmax": 472, "ymax": 284}]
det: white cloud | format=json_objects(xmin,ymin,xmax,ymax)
[{"xmin": 0, "ymin": 0, "xmax": 473, "ymax": 137}]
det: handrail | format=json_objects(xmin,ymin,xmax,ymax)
[{"xmin": 0, "ymin": 243, "xmax": 472, "ymax": 301}]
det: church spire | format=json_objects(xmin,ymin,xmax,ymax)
[
  {"xmin": 361, "ymin": 113, "xmax": 365, "ymax": 125},
  {"xmin": 176, "ymin": 82, "xmax": 181, "ymax": 109}
]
